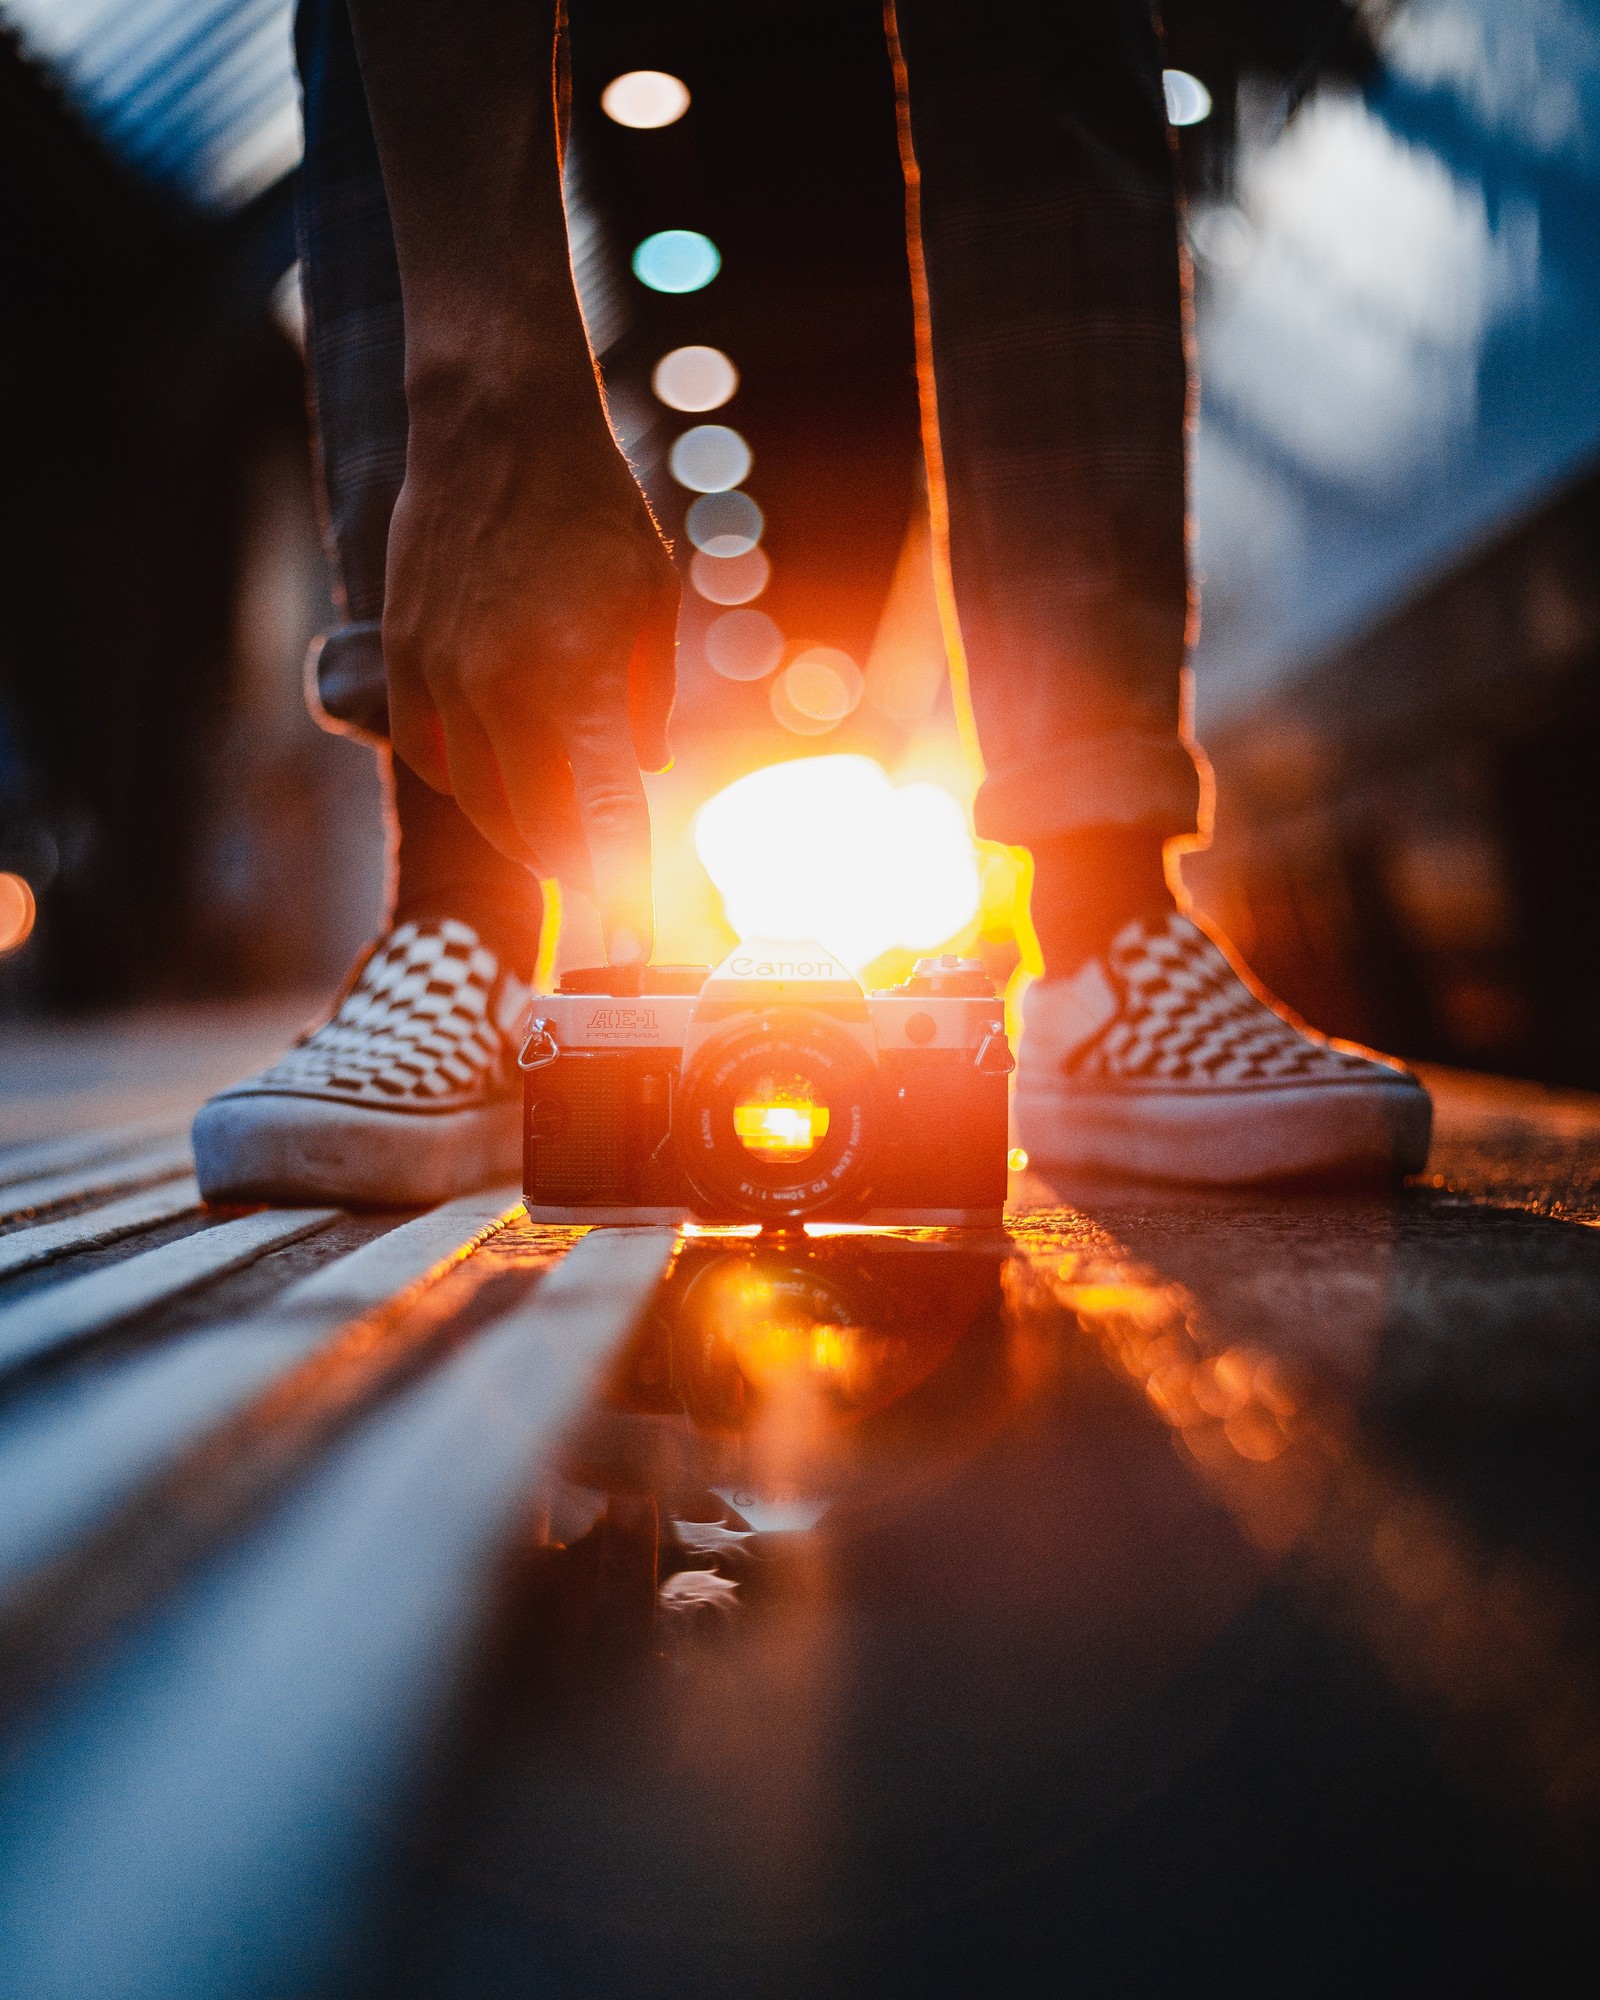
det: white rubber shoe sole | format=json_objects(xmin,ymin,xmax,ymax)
[
  {"xmin": 1014, "ymin": 1069, "xmax": 1432, "ymax": 1186},
  {"xmin": 192, "ymin": 1092, "xmax": 522, "ymax": 1207}
]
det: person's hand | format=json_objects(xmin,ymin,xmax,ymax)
[{"xmin": 382, "ymin": 397, "xmax": 677, "ymax": 966}]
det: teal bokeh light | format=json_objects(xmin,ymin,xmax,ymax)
[{"xmin": 632, "ymin": 230, "xmax": 722, "ymax": 294}]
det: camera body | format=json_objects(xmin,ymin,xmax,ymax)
[{"xmin": 520, "ymin": 940, "xmax": 1012, "ymax": 1226}]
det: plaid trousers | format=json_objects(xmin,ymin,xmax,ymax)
[{"xmin": 294, "ymin": 0, "xmax": 1201, "ymax": 847}]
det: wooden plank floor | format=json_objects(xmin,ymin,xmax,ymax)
[{"xmin": 0, "ymin": 1041, "xmax": 1593, "ymax": 1999}]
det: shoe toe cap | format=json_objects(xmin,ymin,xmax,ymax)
[{"xmin": 192, "ymin": 1089, "xmax": 520, "ymax": 1207}]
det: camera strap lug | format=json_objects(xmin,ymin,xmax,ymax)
[
  {"xmin": 518, "ymin": 1018, "xmax": 561, "ymax": 1071},
  {"xmin": 974, "ymin": 1028, "xmax": 1015, "ymax": 1075}
]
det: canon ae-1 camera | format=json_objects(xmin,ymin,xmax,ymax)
[{"xmin": 519, "ymin": 940, "xmax": 1013, "ymax": 1226}]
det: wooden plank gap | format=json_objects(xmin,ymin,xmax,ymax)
[
  {"xmin": 0, "ymin": 1180, "xmax": 204, "ymax": 1281},
  {"xmin": 0, "ymin": 1141, "xmax": 195, "ymax": 1227},
  {"xmin": 0, "ymin": 1118, "xmax": 185, "ymax": 1192},
  {"xmin": 0, "ymin": 1209, "xmax": 341, "ymax": 1376}
]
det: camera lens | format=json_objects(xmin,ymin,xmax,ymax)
[
  {"xmin": 677, "ymin": 1009, "xmax": 878, "ymax": 1220},
  {"xmin": 731, "ymin": 1072, "xmax": 831, "ymax": 1164}
]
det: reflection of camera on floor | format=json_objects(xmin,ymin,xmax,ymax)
[
  {"xmin": 520, "ymin": 938, "xmax": 1014, "ymax": 1225},
  {"xmin": 538, "ymin": 1230, "xmax": 1012, "ymax": 1650}
]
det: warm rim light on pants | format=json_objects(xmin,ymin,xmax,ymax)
[{"xmin": 292, "ymin": 0, "xmax": 1203, "ymax": 905}]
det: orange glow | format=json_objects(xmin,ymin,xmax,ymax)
[
  {"xmin": 705, "ymin": 607, "xmax": 784, "ymax": 680},
  {"xmin": 1020, "ymin": 1231, "xmax": 1308, "ymax": 1541},
  {"xmin": 693, "ymin": 755, "xmax": 981, "ymax": 970},
  {"xmin": 775, "ymin": 647, "xmax": 863, "ymax": 730},
  {"xmin": 864, "ymin": 511, "xmax": 949, "ymax": 725},
  {"xmin": 0, "ymin": 873, "xmax": 35, "ymax": 956},
  {"xmin": 1012, "ymin": 1214, "xmax": 1600, "ymax": 1825},
  {"xmin": 733, "ymin": 1074, "xmax": 831, "ymax": 1163},
  {"xmin": 675, "ymin": 1254, "xmax": 963, "ymax": 1427},
  {"xmin": 884, "ymin": 3, "xmax": 986, "ymax": 789},
  {"xmin": 770, "ymin": 672, "xmax": 838, "ymax": 737},
  {"xmin": 726, "ymin": 1281, "xmax": 861, "ymax": 1388}
]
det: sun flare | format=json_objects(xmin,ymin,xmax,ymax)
[{"xmin": 692, "ymin": 755, "xmax": 982, "ymax": 971}]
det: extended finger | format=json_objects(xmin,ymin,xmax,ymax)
[{"xmin": 566, "ymin": 722, "xmax": 655, "ymax": 966}]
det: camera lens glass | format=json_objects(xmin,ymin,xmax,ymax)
[
  {"xmin": 731, "ymin": 1072, "xmax": 831, "ymax": 1164},
  {"xmin": 677, "ymin": 1009, "xmax": 878, "ymax": 1219}
]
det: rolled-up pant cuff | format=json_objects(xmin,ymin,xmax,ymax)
[
  {"xmin": 974, "ymin": 731, "xmax": 1205, "ymax": 846},
  {"xmin": 306, "ymin": 621, "xmax": 390, "ymax": 743}
]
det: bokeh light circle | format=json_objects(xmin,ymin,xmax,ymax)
[
  {"xmin": 1162, "ymin": 69, "xmax": 1212, "ymax": 126},
  {"xmin": 781, "ymin": 647, "xmax": 863, "ymax": 724},
  {"xmin": 687, "ymin": 490, "xmax": 763, "ymax": 556},
  {"xmin": 0, "ymin": 871, "xmax": 36, "ymax": 956},
  {"xmin": 705, "ymin": 609, "xmax": 784, "ymax": 681},
  {"xmin": 669, "ymin": 424, "xmax": 752, "ymax": 493},
  {"xmin": 653, "ymin": 345, "xmax": 738, "ymax": 412},
  {"xmin": 632, "ymin": 230, "xmax": 721, "ymax": 294},
  {"xmin": 770, "ymin": 676, "xmax": 836, "ymax": 736},
  {"xmin": 601, "ymin": 71, "xmax": 690, "ymax": 128},
  {"xmin": 691, "ymin": 546, "xmax": 770, "ymax": 604}
]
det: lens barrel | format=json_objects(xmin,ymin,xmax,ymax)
[{"xmin": 675, "ymin": 1008, "xmax": 879, "ymax": 1220}]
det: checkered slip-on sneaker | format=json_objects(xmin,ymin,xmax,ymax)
[
  {"xmin": 1015, "ymin": 910, "xmax": 1431, "ymax": 1185},
  {"xmin": 192, "ymin": 918, "xmax": 532, "ymax": 1205}
]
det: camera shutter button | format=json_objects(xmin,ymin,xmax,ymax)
[{"xmin": 904, "ymin": 1012, "xmax": 937, "ymax": 1045}]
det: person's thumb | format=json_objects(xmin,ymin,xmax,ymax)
[{"xmin": 628, "ymin": 575, "xmax": 678, "ymax": 775}]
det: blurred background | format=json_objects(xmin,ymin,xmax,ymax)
[{"xmin": 1, "ymin": 0, "xmax": 1598, "ymax": 1094}]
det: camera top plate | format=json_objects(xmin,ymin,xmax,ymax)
[
  {"xmin": 557, "ymin": 964, "xmax": 709, "ymax": 997},
  {"xmin": 529, "ymin": 939, "xmax": 1005, "ymax": 1055}
]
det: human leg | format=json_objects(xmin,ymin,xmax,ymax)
[
  {"xmin": 887, "ymin": 0, "xmax": 1195, "ymax": 951},
  {"xmin": 192, "ymin": 0, "xmax": 538, "ymax": 1204},
  {"xmin": 888, "ymin": 0, "xmax": 1429, "ymax": 1178},
  {"xmin": 293, "ymin": 0, "xmax": 542, "ymax": 972}
]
